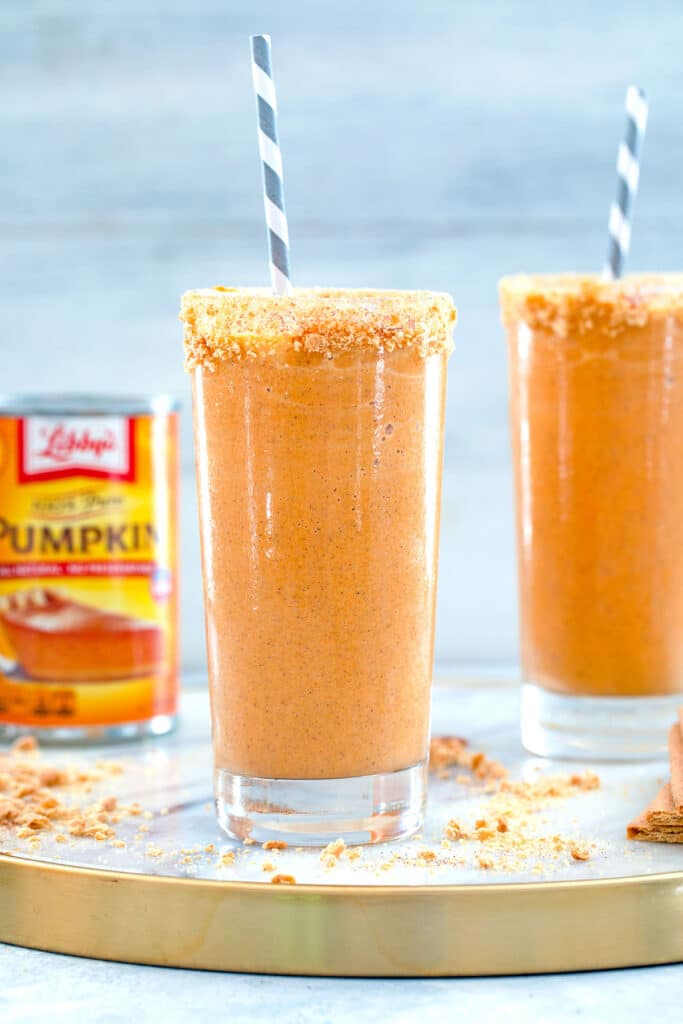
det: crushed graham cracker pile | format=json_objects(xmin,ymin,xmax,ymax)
[
  {"xmin": 0, "ymin": 735, "xmax": 138, "ymax": 850},
  {"xmin": 310, "ymin": 766, "xmax": 601, "ymax": 879},
  {"xmin": 432, "ymin": 770, "xmax": 600, "ymax": 873}
]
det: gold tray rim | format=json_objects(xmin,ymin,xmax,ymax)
[
  {"xmin": 3, "ymin": 849, "xmax": 682, "ymax": 894},
  {"xmin": 2, "ymin": 851, "xmax": 683, "ymax": 976}
]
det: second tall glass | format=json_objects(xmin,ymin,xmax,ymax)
[{"xmin": 501, "ymin": 273, "xmax": 683, "ymax": 760}]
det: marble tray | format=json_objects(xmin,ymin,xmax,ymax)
[{"xmin": 0, "ymin": 683, "xmax": 681, "ymax": 976}]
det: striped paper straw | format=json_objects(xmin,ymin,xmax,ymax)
[
  {"xmin": 604, "ymin": 85, "xmax": 648, "ymax": 280},
  {"xmin": 250, "ymin": 34, "xmax": 293, "ymax": 296}
]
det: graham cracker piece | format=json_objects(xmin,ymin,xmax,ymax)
[
  {"xmin": 627, "ymin": 784, "xmax": 683, "ymax": 843},
  {"xmin": 669, "ymin": 721, "xmax": 683, "ymax": 813}
]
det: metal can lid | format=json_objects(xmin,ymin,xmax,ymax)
[{"xmin": 0, "ymin": 394, "xmax": 180, "ymax": 417}]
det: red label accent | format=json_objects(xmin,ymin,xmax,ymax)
[
  {"xmin": 0, "ymin": 561, "xmax": 156, "ymax": 579},
  {"xmin": 18, "ymin": 417, "xmax": 136, "ymax": 483}
]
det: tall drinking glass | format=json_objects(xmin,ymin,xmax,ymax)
[
  {"xmin": 181, "ymin": 288, "xmax": 455, "ymax": 843},
  {"xmin": 501, "ymin": 274, "xmax": 683, "ymax": 759}
]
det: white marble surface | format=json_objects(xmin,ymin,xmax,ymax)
[{"xmin": 0, "ymin": 946, "xmax": 681, "ymax": 1024}]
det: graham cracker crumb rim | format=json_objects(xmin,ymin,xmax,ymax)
[
  {"xmin": 180, "ymin": 286, "xmax": 456, "ymax": 369},
  {"xmin": 499, "ymin": 272, "xmax": 683, "ymax": 335}
]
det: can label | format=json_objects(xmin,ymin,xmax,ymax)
[{"xmin": 0, "ymin": 412, "xmax": 179, "ymax": 727}]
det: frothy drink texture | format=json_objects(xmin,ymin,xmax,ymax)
[
  {"xmin": 181, "ymin": 288, "xmax": 455, "ymax": 781},
  {"xmin": 501, "ymin": 274, "xmax": 683, "ymax": 698}
]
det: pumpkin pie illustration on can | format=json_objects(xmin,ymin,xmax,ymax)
[{"xmin": 0, "ymin": 587, "xmax": 163, "ymax": 682}]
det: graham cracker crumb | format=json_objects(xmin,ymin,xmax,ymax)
[
  {"xmin": 444, "ymin": 821, "xmax": 466, "ymax": 841},
  {"xmin": 95, "ymin": 760, "xmax": 124, "ymax": 775},
  {"xmin": 429, "ymin": 735, "xmax": 507, "ymax": 783},
  {"xmin": 270, "ymin": 873, "xmax": 296, "ymax": 885},
  {"xmin": 262, "ymin": 861, "xmax": 277, "ymax": 872},
  {"xmin": 429, "ymin": 735, "xmax": 467, "ymax": 771},
  {"xmin": 570, "ymin": 771, "xmax": 600, "ymax": 791},
  {"xmin": 321, "ymin": 838, "xmax": 347, "ymax": 869},
  {"xmin": 570, "ymin": 845, "xmax": 591, "ymax": 862},
  {"xmin": 262, "ymin": 840, "xmax": 288, "ymax": 851},
  {"xmin": 217, "ymin": 851, "xmax": 235, "ymax": 867},
  {"xmin": 11, "ymin": 736, "xmax": 37, "ymax": 754},
  {"xmin": 321, "ymin": 838, "xmax": 346, "ymax": 861},
  {"xmin": 416, "ymin": 849, "xmax": 437, "ymax": 863}
]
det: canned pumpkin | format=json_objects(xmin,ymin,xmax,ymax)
[{"xmin": 0, "ymin": 395, "xmax": 179, "ymax": 741}]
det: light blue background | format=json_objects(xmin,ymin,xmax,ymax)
[{"xmin": 3, "ymin": 1, "xmax": 682, "ymax": 675}]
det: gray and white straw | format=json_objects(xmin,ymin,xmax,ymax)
[
  {"xmin": 250, "ymin": 34, "xmax": 292, "ymax": 296},
  {"xmin": 604, "ymin": 85, "xmax": 648, "ymax": 280}
]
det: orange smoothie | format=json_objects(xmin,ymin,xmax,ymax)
[
  {"xmin": 501, "ymin": 274, "xmax": 683, "ymax": 699},
  {"xmin": 181, "ymin": 288, "xmax": 455, "ymax": 783}
]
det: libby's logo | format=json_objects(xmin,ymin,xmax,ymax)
[
  {"xmin": 18, "ymin": 416, "xmax": 135, "ymax": 482},
  {"xmin": 38, "ymin": 425, "xmax": 117, "ymax": 462}
]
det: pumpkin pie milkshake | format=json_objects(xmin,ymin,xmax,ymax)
[
  {"xmin": 501, "ymin": 274, "xmax": 683, "ymax": 759},
  {"xmin": 181, "ymin": 287, "xmax": 455, "ymax": 844}
]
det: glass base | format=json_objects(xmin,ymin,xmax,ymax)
[
  {"xmin": 0, "ymin": 714, "xmax": 176, "ymax": 746},
  {"xmin": 215, "ymin": 761, "xmax": 426, "ymax": 847},
  {"xmin": 522, "ymin": 683, "xmax": 677, "ymax": 761}
]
